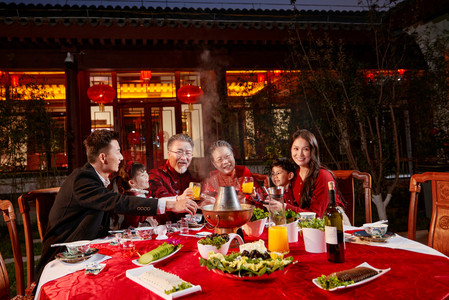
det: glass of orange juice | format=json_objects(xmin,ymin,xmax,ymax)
[
  {"xmin": 241, "ymin": 177, "xmax": 254, "ymax": 194},
  {"xmin": 268, "ymin": 225, "xmax": 289, "ymax": 253},
  {"xmin": 189, "ymin": 182, "xmax": 201, "ymax": 200},
  {"xmin": 267, "ymin": 186, "xmax": 289, "ymax": 254}
]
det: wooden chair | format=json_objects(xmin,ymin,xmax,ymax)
[
  {"xmin": 0, "ymin": 200, "xmax": 25, "ymax": 297},
  {"xmin": 0, "ymin": 251, "xmax": 33, "ymax": 300},
  {"xmin": 333, "ymin": 170, "xmax": 372, "ymax": 226},
  {"xmin": 0, "ymin": 252, "xmax": 10, "ymax": 300},
  {"xmin": 17, "ymin": 187, "xmax": 59, "ymax": 295},
  {"xmin": 252, "ymin": 173, "xmax": 269, "ymax": 188},
  {"xmin": 408, "ymin": 172, "xmax": 449, "ymax": 256}
]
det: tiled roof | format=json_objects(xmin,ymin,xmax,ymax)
[{"xmin": 0, "ymin": 2, "xmax": 377, "ymax": 29}]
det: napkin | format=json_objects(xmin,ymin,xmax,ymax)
[
  {"xmin": 35, "ymin": 253, "xmax": 111, "ymax": 300},
  {"xmin": 344, "ymin": 225, "xmax": 448, "ymax": 258}
]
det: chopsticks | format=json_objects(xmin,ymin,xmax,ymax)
[
  {"xmin": 51, "ymin": 242, "xmax": 76, "ymax": 247},
  {"xmin": 363, "ymin": 220, "xmax": 388, "ymax": 226},
  {"xmin": 179, "ymin": 233, "xmax": 203, "ymax": 238}
]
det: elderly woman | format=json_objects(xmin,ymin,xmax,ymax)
[{"xmin": 203, "ymin": 140, "xmax": 264, "ymax": 204}]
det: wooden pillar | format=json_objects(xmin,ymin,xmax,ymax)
[{"xmin": 65, "ymin": 53, "xmax": 83, "ymax": 173}]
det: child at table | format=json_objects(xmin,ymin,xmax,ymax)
[
  {"xmin": 111, "ymin": 161, "xmax": 153, "ymax": 229},
  {"xmin": 270, "ymin": 157, "xmax": 297, "ymax": 207}
]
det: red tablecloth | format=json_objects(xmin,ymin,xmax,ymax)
[{"xmin": 40, "ymin": 230, "xmax": 449, "ymax": 300}]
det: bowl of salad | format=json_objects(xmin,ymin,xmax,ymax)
[
  {"xmin": 242, "ymin": 208, "xmax": 269, "ymax": 238},
  {"xmin": 197, "ymin": 233, "xmax": 243, "ymax": 259}
]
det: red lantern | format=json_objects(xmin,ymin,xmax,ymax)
[
  {"xmin": 127, "ymin": 131, "xmax": 141, "ymax": 146},
  {"xmin": 10, "ymin": 75, "xmax": 19, "ymax": 87},
  {"xmin": 87, "ymin": 83, "xmax": 116, "ymax": 111},
  {"xmin": 257, "ymin": 73, "xmax": 266, "ymax": 83},
  {"xmin": 140, "ymin": 70, "xmax": 152, "ymax": 81},
  {"xmin": 177, "ymin": 85, "xmax": 203, "ymax": 111}
]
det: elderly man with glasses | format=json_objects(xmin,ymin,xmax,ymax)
[{"xmin": 148, "ymin": 133, "xmax": 199, "ymax": 223}]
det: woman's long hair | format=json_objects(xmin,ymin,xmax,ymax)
[{"xmin": 289, "ymin": 129, "xmax": 321, "ymax": 208}]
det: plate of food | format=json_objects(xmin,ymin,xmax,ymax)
[
  {"xmin": 312, "ymin": 262, "xmax": 390, "ymax": 291},
  {"xmin": 353, "ymin": 231, "xmax": 395, "ymax": 243},
  {"xmin": 210, "ymin": 263, "xmax": 294, "ymax": 281},
  {"xmin": 55, "ymin": 248, "xmax": 99, "ymax": 264},
  {"xmin": 200, "ymin": 249, "xmax": 295, "ymax": 280},
  {"xmin": 126, "ymin": 265, "xmax": 201, "ymax": 299},
  {"xmin": 132, "ymin": 243, "xmax": 182, "ymax": 266}
]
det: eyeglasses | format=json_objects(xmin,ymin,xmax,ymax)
[
  {"xmin": 169, "ymin": 150, "xmax": 193, "ymax": 158},
  {"xmin": 214, "ymin": 154, "xmax": 233, "ymax": 165}
]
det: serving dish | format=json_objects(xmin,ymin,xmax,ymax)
[
  {"xmin": 65, "ymin": 240, "xmax": 91, "ymax": 255},
  {"xmin": 132, "ymin": 245, "xmax": 182, "ymax": 266},
  {"xmin": 126, "ymin": 265, "xmax": 202, "ymax": 300},
  {"xmin": 55, "ymin": 248, "xmax": 99, "ymax": 263},
  {"xmin": 312, "ymin": 262, "xmax": 391, "ymax": 291},
  {"xmin": 210, "ymin": 263, "xmax": 293, "ymax": 281},
  {"xmin": 353, "ymin": 230, "xmax": 395, "ymax": 242},
  {"xmin": 197, "ymin": 233, "xmax": 243, "ymax": 259},
  {"xmin": 188, "ymin": 223, "xmax": 205, "ymax": 231}
]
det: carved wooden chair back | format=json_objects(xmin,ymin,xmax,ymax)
[
  {"xmin": 0, "ymin": 200, "xmax": 25, "ymax": 297},
  {"xmin": 17, "ymin": 187, "xmax": 59, "ymax": 294},
  {"xmin": 333, "ymin": 170, "xmax": 372, "ymax": 226},
  {"xmin": 408, "ymin": 172, "xmax": 449, "ymax": 256},
  {"xmin": 252, "ymin": 173, "xmax": 269, "ymax": 188}
]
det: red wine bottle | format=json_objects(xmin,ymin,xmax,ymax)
[{"xmin": 324, "ymin": 181, "xmax": 345, "ymax": 263}]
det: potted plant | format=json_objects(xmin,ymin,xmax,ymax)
[
  {"xmin": 243, "ymin": 208, "xmax": 268, "ymax": 237},
  {"xmin": 299, "ymin": 217, "xmax": 326, "ymax": 253}
]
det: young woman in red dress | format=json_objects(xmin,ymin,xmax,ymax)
[{"xmin": 288, "ymin": 129, "xmax": 347, "ymax": 219}]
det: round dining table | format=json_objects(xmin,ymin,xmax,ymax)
[{"xmin": 37, "ymin": 227, "xmax": 449, "ymax": 300}]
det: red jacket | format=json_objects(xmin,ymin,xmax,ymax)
[
  {"xmin": 147, "ymin": 160, "xmax": 196, "ymax": 223},
  {"xmin": 290, "ymin": 167, "xmax": 344, "ymax": 218}
]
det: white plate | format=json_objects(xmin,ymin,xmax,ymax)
[
  {"xmin": 132, "ymin": 245, "xmax": 182, "ymax": 266},
  {"xmin": 312, "ymin": 262, "xmax": 390, "ymax": 291},
  {"xmin": 126, "ymin": 265, "xmax": 201, "ymax": 300}
]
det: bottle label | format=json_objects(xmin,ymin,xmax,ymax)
[{"xmin": 325, "ymin": 226, "xmax": 338, "ymax": 245}]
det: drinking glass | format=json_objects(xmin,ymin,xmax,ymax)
[
  {"xmin": 119, "ymin": 229, "xmax": 135, "ymax": 257},
  {"xmin": 166, "ymin": 221, "xmax": 174, "ymax": 233},
  {"xmin": 267, "ymin": 186, "xmax": 289, "ymax": 254},
  {"xmin": 189, "ymin": 182, "xmax": 201, "ymax": 200},
  {"xmin": 178, "ymin": 218, "xmax": 189, "ymax": 234},
  {"xmin": 113, "ymin": 232, "xmax": 122, "ymax": 246},
  {"xmin": 241, "ymin": 177, "xmax": 254, "ymax": 195}
]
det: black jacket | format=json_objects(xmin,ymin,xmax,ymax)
[{"xmin": 36, "ymin": 163, "xmax": 158, "ymax": 281}]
